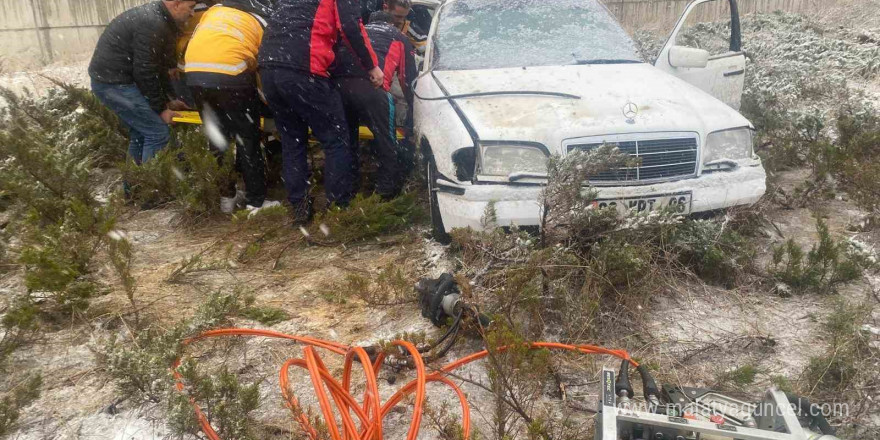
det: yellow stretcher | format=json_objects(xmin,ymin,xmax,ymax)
[{"xmin": 172, "ymin": 110, "xmax": 404, "ymax": 141}]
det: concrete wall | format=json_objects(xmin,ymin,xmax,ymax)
[
  {"xmin": 0, "ymin": 0, "xmax": 822, "ymax": 71},
  {"xmin": 0, "ymin": 0, "xmax": 150, "ymax": 70}
]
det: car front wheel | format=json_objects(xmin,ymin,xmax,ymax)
[{"xmin": 426, "ymin": 159, "xmax": 451, "ymax": 244}]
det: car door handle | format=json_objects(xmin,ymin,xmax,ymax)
[{"xmin": 723, "ymin": 69, "xmax": 745, "ymax": 77}]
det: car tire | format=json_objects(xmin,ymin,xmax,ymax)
[{"xmin": 426, "ymin": 159, "xmax": 452, "ymax": 244}]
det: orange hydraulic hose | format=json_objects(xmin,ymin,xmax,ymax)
[
  {"xmin": 435, "ymin": 376, "xmax": 471, "ymax": 437},
  {"xmin": 343, "ymin": 347, "xmax": 383, "ymax": 440},
  {"xmin": 392, "ymin": 341, "xmax": 427, "ymax": 440},
  {"xmin": 283, "ymin": 356, "xmax": 372, "ymax": 433},
  {"xmin": 174, "ymin": 328, "xmax": 638, "ymax": 440}
]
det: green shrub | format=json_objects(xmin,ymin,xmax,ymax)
[
  {"xmin": 0, "ymin": 87, "xmax": 119, "ymax": 314},
  {"xmin": 423, "ymin": 399, "xmax": 470, "ymax": 440},
  {"xmin": 99, "ymin": 290, "xmax": 245, "ymax": 403},
  {"xmin": 589, "ymin": 238, "xmax": 652, "ymax": 289},
  {"xmin": 238, "ymin": 306, "xmax": 289, "ymax": 326},
  {"xmin": 769, "ymin": 375, "xmax": 794, "ymax": 393},
  {"xmin": 313, "ymin": 192, "xmax": 423, "ymax": 243},
  {"xmin": 42, "ymin": 81, "xmax": 128, "ymax": 166},
  {"xmin": 239, "ymin": 295, "xmax": 289, "ymax": 326},
  {"xmin": 803, "ymin": 299, "xmax": 876, "ymax": 395},
  {"xmin": 0, "ymin": 301, "xmax": 40, "ymax": 367},
  {"xmin": 0, "ymin": 227, "xmax": 7, "ymax": 266},
  {"xmin": 770, "ymin": 218, "xmax": 870, "ymax": 294},
  {"xmin": 539, "ymin": 144, "xmax": 634, "ymax": 247},
  {"xmin": 99, "ymin": 289, "xmax": 267, "ymax": 438},
  {"xmin": 122, "ymin": 126, "xmax": 235, "ymax": 218},
  {"xmin": 0, "ymin": 84, "xmax": 127, "ymax": 167},
  {"xmin": 120, "ymin": 127, "xmax": 235, "ymax": 219},
  {"xmin": 167, "ymin": 361, "xmax": 260, "ymax": 440},
  {"xmin": 833, "ymin": 104, "xmax": 880, "ymax": 216},
  {"xmin": 448, "ymin": 150, "xmax": 757, "ymax": 340},
  {"xmin": 0, "ymin": 374, "xmax": 42, "ymax": 436},
  {"xmin": 664, "ymin": 219, "xmax": 753, "ymax": 287},
  {"xmin": 231, "ymin": 204, "xmax": 288, "ymax": 225},
  {"xmin": 482, "ymin": 321, "xmax": 552, "ymax": 439},
  {"xmin": 108, "ymin": 233, "xmax": 137, "ymax": 308},
  {"xmin": 327, "ymin": 264, "xmax": 416, "ymax": 306},
  {"xmin": 717, "ymin": 364, "xmax": 758, "ymax": 388}
]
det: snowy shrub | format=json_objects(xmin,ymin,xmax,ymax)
[
  {"xmin": 167, "ymin": 361, "xmax": 260, "ymax": 440},
  {"xmin": 311, "ymin": 192, "xmax": 423, "ymax": 243},
  {"xmin": 0, "ymin": 374, "xmax": 42, "ymax": 436},
  {"xmin": 448, "ymin": 146, "xmax": 758, "ymax": 342},
  {"xmin": 803, "ymin": 298, "xmax": 879, "ymax": 425},
  {"xmin": 97, "ymin": 289, "xmax": 269, "ymax": 439},
  {"xmin": 40, "ymin": 81, "xmax": 128, "ymax": 167},
  {"xmin": 539, "ymin": 144, "xmax": 635, "ymax": 248},
  {"xmin": 833, "ymin": 104, "xmax": 880, "ymax": 217},
  {"xmin": 770, "ymin": 218, "xmax": 872, "ymax": 294},
  {"xmin": 0, "ymin": 86, "xmax": 119, "ymax": 314},
  {"xmin": 98, "ymin": 290, "xmax": 244, "ymax": 402},
  {"xmin": 121, "ymin": 126, "xmax": 235, "ymax": 218}
]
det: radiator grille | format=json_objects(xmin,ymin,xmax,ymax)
[{"xmin": 568, "ymin": 137, "xmax": 698, "ymax": 183}]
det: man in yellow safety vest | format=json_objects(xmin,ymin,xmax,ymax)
[{"xmin": 184, "ymin": 0, "xmax": 280, "ymax": 214}]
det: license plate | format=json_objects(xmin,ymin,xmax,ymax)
[{"xmin": 592, "ymin": 191, "xmax": 692, "ymax": 215}]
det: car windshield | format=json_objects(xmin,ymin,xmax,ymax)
[{"xmin": 433, "ymin": 0, "xmax": 642, "ymax": 71}]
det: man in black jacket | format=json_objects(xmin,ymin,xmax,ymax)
[
  {"xmin": 332, "ymin": 11, "xmax": 417, "ymax": 200},
  {"xmin": 89, "ymin": 0, "xmax": 195, "ymax": 165},
  {"xmin": 259, "ymin": 0, "xmax": 383, "ymax": 224}
]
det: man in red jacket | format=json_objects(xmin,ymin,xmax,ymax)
[
  {"xmin": 332, "ymin": 11, "xmax": 417, "ymax": 200},
  {"xmin": 259, "ymin": 0, "xmax": 384, "ymax": 224}
]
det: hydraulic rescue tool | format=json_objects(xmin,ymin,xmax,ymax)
[{"xmin": 595, "ymin": 360, "xmax": 840, "ymax": 440}]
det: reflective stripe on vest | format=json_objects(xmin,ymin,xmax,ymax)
[{"xmin": 184, "ymin": 60, "xmax": 249, "ymax": 73}]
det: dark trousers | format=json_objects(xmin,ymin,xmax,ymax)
[
  {"xmin": 334, "ymin": 77, "xmax": 402, "ymax": 198},
  {"xmin": 260, "ymin": 68, "xmax": 354, "ymax": 206},
  {"xmin": 191, "ymin": 85, "xmax": 266, "ymax": 207}
]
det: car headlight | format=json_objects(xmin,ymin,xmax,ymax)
[
  {"xmin": 702, "ymin": 127, "xmax": 753, "ymax": 164},
  {"xmin": 480, "ymin": 143, "xmax": 549, "ymax": 178}
]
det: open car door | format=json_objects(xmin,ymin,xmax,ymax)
[{"xmin": 654, "ymin": 0, "xmax": 745, "ymax": 110}]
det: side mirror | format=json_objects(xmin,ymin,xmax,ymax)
[{"xmin": 668, "ymin": 46, "xmax": 709, "ymax": 69}]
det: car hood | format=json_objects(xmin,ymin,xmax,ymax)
[{"xmin": 432, "ymin": 64, "xmax": 750, "ymax": 153}]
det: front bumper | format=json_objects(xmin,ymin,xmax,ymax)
[{"xmin": 436, "ymin": 163, "xmax": 766, "ymax": 232}]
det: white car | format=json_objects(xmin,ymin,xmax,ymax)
[{"xmin": 412, "ymin": 0, "xmax": 766, "ymax": 241}]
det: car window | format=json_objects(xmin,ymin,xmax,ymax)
[
  {"xmin": 675, "ymin": 0, "xmax": 734, "ymax": 55},
  {"xmin": 433, "ymin": 0, "xmax": 642, "ymax": 71}
]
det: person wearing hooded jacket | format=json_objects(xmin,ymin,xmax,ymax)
[
  {"xmin": 258, "ymin": 0, "xmax": 385, "ymax": 224},
  {"xmin": 332, "ymin": 11, "xmax": 417, "ymax": 200},
  {"xmin": 89, "ymin": 0, "xmax": 196, "ymax": 166},
  {"xmin": 184, "ymin": 0, "xmax": 280, "ymax": 214}
]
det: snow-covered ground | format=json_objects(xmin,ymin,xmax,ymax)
[
  {"xmin": 0, "ymin": 60, "xmax": 90, "ymax": 104},
  {"xmin": 2, "ymin": 6, "xmax": 879, "ymax": 440}
]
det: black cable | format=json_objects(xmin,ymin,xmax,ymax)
[
  {"xmin": 636, "ymin": 364, "xmax": 661, "ymax": 403},
  {"xmin": 420, "ymin": 310, "xmax": 464, "ymax": 353},
  {"xmin": 428, "ymin": 320, "xmax": 462, "ymax": 360},
  {"xmin": 400, "ymin": 312, "xmax": 463, "ymax": 367},
  {"xmin": 615, "ymin": 359, "xmax": 634, "ymax": 398}
]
